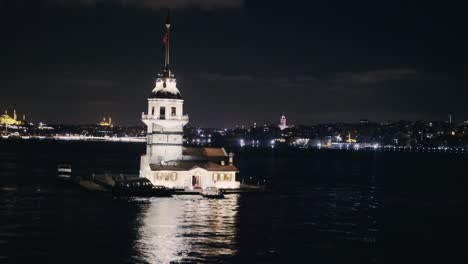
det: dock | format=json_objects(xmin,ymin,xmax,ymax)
[
  {"xmin": 78, "ymin": 177, "xmax": 269, "ymax": 196},
  {"xmin": 78, "ymin": 180, "xmax": 109, "ymax": 193},
  {"xmin": 167, "ymin": 183, "xmax": 269, "ymax": 195},
  {"xmin": 60, "ymin": 170, "xmax": 270, "ymax": 196},
  {"xmin": 223, "ymin": 184, "xmax": 270, "ymax": 194}
]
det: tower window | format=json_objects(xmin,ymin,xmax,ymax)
[
  {"xmin": 160, "ymin": 107, "xmax": 166, "ymax": 119},
  {"xmin": 151, "ymin": 106, "xmax": 155, "ymax": 115},
  {"xmin": 171, "ymin": 107, "xmax": 176, "ymax": 116}
]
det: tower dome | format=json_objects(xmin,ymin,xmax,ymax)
[{"xmin": 151, "ymin": 76, "xmax": 182, "ymax": 99}]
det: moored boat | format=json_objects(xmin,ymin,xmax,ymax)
[
  {"xmin": 112, "ymin": 178, "xmax": 174, "ymax": 197},
  {"xmin": 57, "ymin": 165, "xmax": 73, "ymax": 185},
  {"xmin": 201, "ymin": 187, "xmax": 225, "ymax": 199}
]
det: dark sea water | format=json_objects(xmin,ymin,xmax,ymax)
[{"xmin": 0, "ymin": 140, "xmax": 467, "ymax": 264}]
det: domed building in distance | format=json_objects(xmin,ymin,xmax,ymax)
[
  {"xmin": 98, "ymin": 117, "xmax": 112, "ymax": 127},
  {"xmin": 139, "ymin": 15, "xmax": 240, "ymax": 190},
  {"xmin": 0, "ymin": 110, "xmax": 24, "ymax": 126}
]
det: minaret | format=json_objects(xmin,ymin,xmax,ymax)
[{"xmin": 141, "ymin": 13, "xmax": 189, "ymax": 168}]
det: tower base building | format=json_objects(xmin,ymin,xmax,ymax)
[{"xmin": 140, "ymin": 148, "xmax": 240, "ymax": 189}]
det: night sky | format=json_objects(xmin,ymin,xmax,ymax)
[{"xmin": 1, "ymin": 0, "xmax": 467, "ymax": 127}]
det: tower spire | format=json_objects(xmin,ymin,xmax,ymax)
[{"xmin": 163, "ymin": 11, "xmax": 171, "ymax": 76}]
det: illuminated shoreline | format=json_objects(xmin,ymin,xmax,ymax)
[{"xmin": 0, "ymin": 135, "xmax": 146, "ymax": 143}]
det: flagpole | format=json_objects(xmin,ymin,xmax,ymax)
[{"xmin": 165, "ymin": 13, "xmax": 171, "ymax": 71}]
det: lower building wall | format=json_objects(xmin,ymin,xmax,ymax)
[
  {"xmin": 147, "ymin": 170, "xmax": 187, "ymax": 189},
  {"xmin": 142, "ymin": 167, "xmax": 240, "ymax": 189}
]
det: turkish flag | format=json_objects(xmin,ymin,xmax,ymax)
[{"xmin": 163, "ymin": 33, "xmax": 168, "ymax": 46}]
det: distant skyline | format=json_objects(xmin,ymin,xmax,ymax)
[
  {"xmin": 1, "ymin": 0, "xmax": 467, "ymax": 127},
  {"xmin": 1, "ymin": 110, "xmax": 463, "ymax": 128}
]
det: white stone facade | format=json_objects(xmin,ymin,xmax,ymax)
[
  {"xmin": 142, "ymin": 97, "xmax": 188, "ymax": 164},
  {"xmin": 140, "ymin": 165, "xmax": 240, "ymax": 189}
]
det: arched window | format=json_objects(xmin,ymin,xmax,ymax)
[{"xmin": 225, "ymin": 173, "xmax": 232, "ymax": 181}]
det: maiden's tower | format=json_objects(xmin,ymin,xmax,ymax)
[{"xmin": 139, "ymin": 15, "xmax": 240, "ymax": 190}]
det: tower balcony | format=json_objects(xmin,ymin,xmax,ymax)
[{"xmin": 142, "ymin": 113, "xmax": 189, "ymax": 121}]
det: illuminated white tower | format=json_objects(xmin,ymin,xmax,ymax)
[
  {"xmin": 279, "ymin": 114, "xmax": 288, "ymax": 130},
  {"xmin": 137, "ymin": 14, "xmax": 240, "ymax": 190},
  {"xmin": 141, "ymin": 14, "xmax": 189, "ymax": 167}
]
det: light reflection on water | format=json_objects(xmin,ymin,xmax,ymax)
[
  {"xmin": 5, "ymin": 142, "xmax": 468, "ymax": 263},
  {"xmin": 133, "ymin": 195, "xmax": 239, "ymax": 263}
]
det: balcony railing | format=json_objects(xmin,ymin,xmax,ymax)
[{"xmin": 142, "ymin": 113, "xmax": 189, "ymax": 121}]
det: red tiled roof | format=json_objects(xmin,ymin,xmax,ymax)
[
  {"xmin": 202, "ymin": 162, "xmax": 238, "ymax": 172},
  {"xmin": 183, "ymin": 147, "xmax": 227, "ymax": 157}
]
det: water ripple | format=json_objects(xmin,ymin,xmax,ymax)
[{"xmin": 133, "ymin": 195, "xmax": 239, "ymax": 263}]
